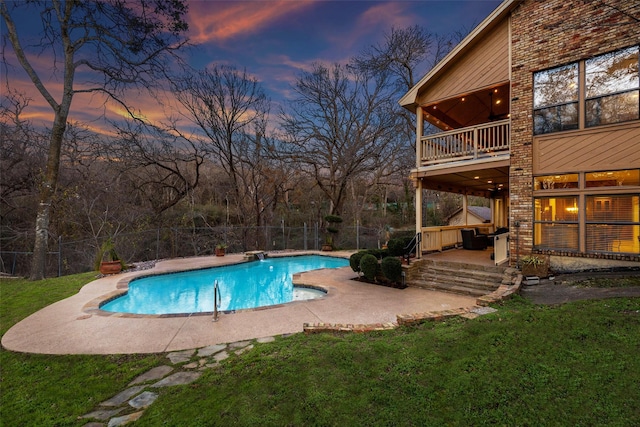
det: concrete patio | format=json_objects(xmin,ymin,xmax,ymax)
[{"xmin": 2, "ymin": 251, "xmax": 478, "ymax": 355}]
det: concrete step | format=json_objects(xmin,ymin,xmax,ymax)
[
  {"xmin": 423, "ymin": 265, "xmax": 504, "ymax": 284},
  {"xmin": 406, "ymin": 259, "xmax": 508, "ymax": 297},
  {"xmin": 410, "ymin": 280, "xmax": 494, "ymax": 297}
]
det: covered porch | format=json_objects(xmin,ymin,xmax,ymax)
[
  {"xmin": 409, "ymin": 85, "xmax": 512, "ymax": 266},
  {"xmin": 421, "ymin": 245, "xmax": 498, "ymax": 267}
]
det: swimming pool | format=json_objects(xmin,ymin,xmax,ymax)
[{"xmin": 100, "ymin": 255, "xmax": 349, "ymax": 315}]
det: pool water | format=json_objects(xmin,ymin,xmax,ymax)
[{"xmin": 100, "ymin": 255, "xmax": 349, "ymax": 315}]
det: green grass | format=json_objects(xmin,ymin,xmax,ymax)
[
  {"xmin": 1, "ymin": 274, "xmax": 639, "ymax": 426},
  {"xmin": 0, "ymin": 274, "xmax": 165, "ymax": 426},
  {"xmin": 573, "ymin": 275, "xmax": 640, "ymax": 288}
]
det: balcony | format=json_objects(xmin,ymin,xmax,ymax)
[{"xmin": 419, "ymin": 119, "xmax": 510, "ymax": 167}]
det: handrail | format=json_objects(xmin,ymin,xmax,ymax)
[
  {"xmin": 403, "ymin": 232, "xmax": 422, "ymax": 265},
  {"xmin": 420, "ymin": 119, "xmax": 510, "ymax": 166},
  {"xmin": 212, "ymin": 280, "xmax": 220, "ymax": 322}
]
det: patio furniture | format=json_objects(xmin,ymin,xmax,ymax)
[{"xmin": 461, "ymin": 228, "xmax": 489, "ymax": 250}]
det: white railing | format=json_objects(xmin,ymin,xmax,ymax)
[{"xmin": 420, "ymin": 119, "xmax": 510, "ymax": 166}]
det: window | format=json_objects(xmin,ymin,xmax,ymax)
[
  {"xmin": 586, "ymin": 46, "xmax": 640, "ymax": 127},
  {"xmin": 534, "ymin": 169, "xmax": 640, "ymax": 255},
  {"xmin": 533, "ymin": 46, "xmax": 640, "ymax": 134},
  {"xmin": 586, "ymin": 169, "xmax": 640, "ymax": 188},
  {"xmin": 586, "ymin": 194, "xmax": 640, "ymax": 253},
  {"xmin": 533, "ymin": 63, "xmax": 579, "ymax": 135},
  {"xmin": 534, "ymin": 173, "xmax": 579, "ymax": 190},
  {"xmin": 534, "ymin": 196, "xmax": 579, "ymax": 250}
]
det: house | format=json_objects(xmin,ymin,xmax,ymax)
[
  {"xmin": 446, "ymin": 206, "xmax": 491, "ymax": 227},
  {"xmin": 400, "ymin": 0, "xmax": 639, "ymax": 272}
]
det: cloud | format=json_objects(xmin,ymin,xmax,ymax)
[
  {"xmin": 324, "ymin": 2, "xmax": 415, "ymax": 54},
  {"xmin": 188, "ymin": 1, "xmax": 314, "ymax": 44}
]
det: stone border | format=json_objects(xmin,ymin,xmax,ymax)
[
  {"xmin": 303, "ymin": 273, "xmax": 523, "ymax": 334},
  {"xmin": 83, "ymin": 252, "xmax": 349, "ymax": 318}
]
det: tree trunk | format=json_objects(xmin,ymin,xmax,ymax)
[{"xmin": 29, "ymin": 112, "xmax": 67, "ymax": 280}]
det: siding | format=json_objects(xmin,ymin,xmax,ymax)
[
  {"xmin": 418, "ymin": 18, "xmax": 509, "ymax": 104},
  {"xmin": 534, "ymin": 122, "xmax": 640, "ymax": 174}
]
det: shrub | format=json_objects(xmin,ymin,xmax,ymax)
[
  {"xmin": 359, "ymin": 254, "xmax": 379, "ymax": 282},
  {"xmin": 381, "ymin": 256, "xmax": 403, "ymax": 283},
  {"xmin": 387, "ymin": 238, "xmax": 405, "ymax": 257},
  {"xmin": 387, "ymin": 236, "xmax": 415, "ymax": 256},
  {"xmin": 349, "ymin": 251, "xmax": 367, "ymax": 274},
  {"xmin": 324, "ymin": 214, "xmax": 343, "ymax": 224},
  {"xmin": 364, "ymin": 248, "xmax": 389, "ymax": 259}
]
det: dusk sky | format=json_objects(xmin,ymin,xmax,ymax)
[{"xmin": 2, "ymin": 0, "xmax": 502, "ymax": 134}]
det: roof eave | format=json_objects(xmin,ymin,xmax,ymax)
[{"xmin": 399, "ymin": 0, "xmax": 522, "ymax": 113}]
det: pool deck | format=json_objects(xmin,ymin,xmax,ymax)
[{"xmin": 2, "ymin": 251, "xmax": 478, "ymax": 355}]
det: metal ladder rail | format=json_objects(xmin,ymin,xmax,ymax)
[{"xmin": 212, "ymin": 280, "xmax": 221, "ymax": 322}]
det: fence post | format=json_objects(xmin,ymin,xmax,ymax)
[
  {"xmin": 356, "ymin": 220, "xmax": 360, "ymax": 250},
  {"xmin": 303, "ymin": 222, "xmax": 308, "ymax": 250},
  {"xmin": 156, "ymin": 228, "xmax": 160, "ymax": 261},
  {"xmin": 315, "ymin": 222, "xmax": 319, "ymax": 250}
]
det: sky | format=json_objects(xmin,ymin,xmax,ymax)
[{"xmin": 1, "ymin": 0, "xmax": 502, "ymax": 135}]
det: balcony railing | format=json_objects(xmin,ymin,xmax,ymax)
[{"xmin": 419, "ymin": 119, "xmax": 510, "ymax": 166}]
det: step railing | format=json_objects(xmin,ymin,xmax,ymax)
[{"xmin": 403, "ymin": 232, "xmax": 422, "ymax": 265}]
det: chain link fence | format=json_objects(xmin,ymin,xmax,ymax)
[{"xmin": 1, "ymin": 223, "xmax": 387, "ymax": 278}]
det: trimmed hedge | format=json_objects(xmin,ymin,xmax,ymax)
[
  {"xmin": 387, "ymin": 237, "xmax": 414, "ymax": 257},
  {"xmin": 381, "ymin": 256, "xmax": 403, "ymax": 283},
  {"xmin": 349, "ymin": 251, "xmax": 367, "ymax": 273},
  {"xmin": 359, "ymin": 254, "xmax": 379, "ymax": 282}
]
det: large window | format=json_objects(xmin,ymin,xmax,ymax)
[
  {"xmin": 533, "ymin": 46, "xmax": 640, "ymax": 135},
  {"xmin": 534, "ymin": 169, "xmax": 640, "ymax": 255},
  {"xmin": 534, "ymin": 197, "xmax": 579, "ymax": 250},
  {"xmin": 586, "ymin": 46, "xmax": 639, "ymax": 127},
  {"xmin": 586, "ymin": 195, "xmax": 640, "ymax": 253},
  {"xmin": 533, "ymin": 64, "xmax": 579, "ymax": 135}
]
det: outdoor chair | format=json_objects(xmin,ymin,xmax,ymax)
[{"xmin": 461, "ymin": 228, "xmax": 489, "ymax": 250}]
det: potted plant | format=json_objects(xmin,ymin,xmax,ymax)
[
  {"xmin": 521, "ymin": 254, "xmax": 549, "ymax": 278},
  {"xmin": 215, "ymin": 243, "xmax": 227, "ymax": 257},
  {"xmin": 96, "ymin": 238, "xmax": 123, "ymax": 275}
]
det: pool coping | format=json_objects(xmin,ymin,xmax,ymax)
[
  {"xmin": 82, "ymin": 252, "xmax": 345, "ymax": 318},
  {"xmin": 2, "ymin": 251, "xmax": 482, "ymax": 355}
]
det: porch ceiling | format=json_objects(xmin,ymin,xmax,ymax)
[
  {"xmin": 412, "ymin": 161, "xmax": 510, "ymax": 198},
  {"xmin": 423, "ymin": 83, "xmax": 510, "ymax": 130}
]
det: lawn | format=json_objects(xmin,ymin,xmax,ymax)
[{"xmin": 1, "ymin": 273, "xmax": 639, "ymax": 426}]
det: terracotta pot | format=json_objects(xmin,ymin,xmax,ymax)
[
  {"xmin": 100, "ymin": 261, "xmax": 122, "ymax": 275},
  {"xmin": 215, "ymin": 248, "xmax": 225, "ymax": 257},
  {"xmin": 321, "ymin": 244, "xmax": 333, "ymax": 251}
]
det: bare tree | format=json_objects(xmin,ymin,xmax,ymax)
[
  {"xmin": 1, "ymin": 0, "xmax": 189, "ymax": 279},
  {"xmin": 279, "ymin": 63, "xmax": 402, "ymax": 217},
  {"xmin": 107, "ymin": 121, "xmax": 205, "ymax": 216},
  {"xmin": 172, "ymin": 65, "xmax": 274, "ymax": 228},
  {"xmin": 351, "ymin": 25, "xmax": 475, "ymax": 225}
]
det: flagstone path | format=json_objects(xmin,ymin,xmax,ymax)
[{"xmin": 79, "ymin": 336, "xmax": 276, "ymax": 427}]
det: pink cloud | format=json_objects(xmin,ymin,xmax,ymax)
[
  {"xmin": 188, "ymin": 1, "xmax": 314, "ymax": 44},
  {"xmin": 311, "ymin": 2, "xmax": 416, "ymax": 64}
]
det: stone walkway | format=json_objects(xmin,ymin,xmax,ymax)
[{"xmin": 80, "ymin": 336, "xmax": 277, "ymax": 427}]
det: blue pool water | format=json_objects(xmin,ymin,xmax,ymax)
[{"xmin": 101, "ymin": 255, "xmax": 349, "ymax": 315}]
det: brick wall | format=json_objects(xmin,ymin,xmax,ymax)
[{"xmin": 508, "ymin": 0, "xmax": 640, "ymax": 263}]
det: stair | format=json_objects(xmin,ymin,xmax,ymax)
[{"xmin": 407, "ymin": 259, "xmax": 507, "ymax": 297}]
